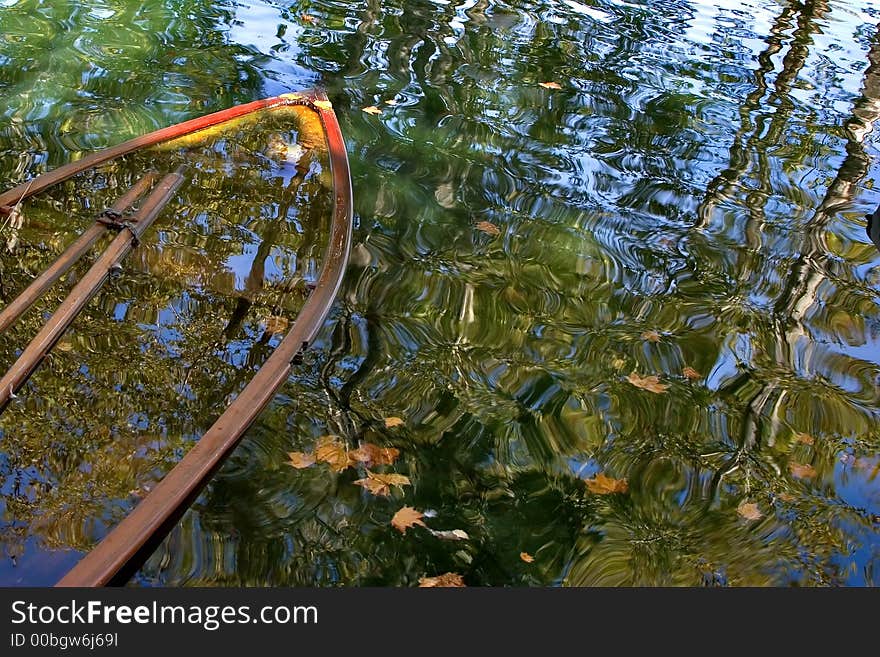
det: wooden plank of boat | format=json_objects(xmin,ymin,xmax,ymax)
[{"xmin": 0, "ymin": 89, "xmax": 353, "ymax": 586}]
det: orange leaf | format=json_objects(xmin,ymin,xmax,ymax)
[
  {"xmin": 795, "ymin": 433, "xmax": 814, "ymax": 445},
  {"xmin": 418, "ymin": 572, "xmax": 465, "ymax": 587},
  {"xmin": 301, "ymin": 14, "xmax": 319, "ymax": 24},
  {"xmin": 520, "ymin": 552, "xmax": 534, "ymax": 563},
  {"xmin": 682, "ymin": 366, "xmax": 701, "ymax": 380},
  {"xmin": 354, "ymin": 470, "xmax": 411, "ymax": 496},
  {"xmin": 737, "ymin": 501, "xmax": 763, "ymax": 521},
  {"xmin": 349, "ymin": 442, "xmax": 400, "ymax": 466},
  {"xmin": 362, "ymin": 105, "xmax": 382, "ymax": 115},
  {"xmin": 789, "ymin": 462, "xmax": 816, "ymax": 479},
  {"xmin": 583, "ymin": 472, "xmax": 628, "ymax": 495},
  {"xmin": 315, "ymin": 436, "xmax": 352, "ymax": 472},
  {"xmin": 384, "ymin": 416, "xmax": 405, "ymax": 428},
  {"xmin": 475, "ymin": 221, "xmax": 501, "ymax": 236},
  {"xmin": 391, "ymin": 506, "xmax": 426, "ymax": 534},
  {"xmin": 539, "ymin": 81, "xmax": 562, "ymax": 90},
  {"xmin": 626, "ymin": 372, "xmax": 668, "ymax": 394},
  {"xmin": 641, "ymin": 330, "xmax": 661, "ymax": 342},
  {"xmin": 285, "ymin": 451, "xmax": 316, "ymax": 469}
]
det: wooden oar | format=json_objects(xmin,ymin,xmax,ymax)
[
  {"xmin": 0, "ymin": 173, "xmax": 158, "ymax": 334},
  {"xmin": 0, "ymin": 168, "xmax": 185, "ymax": 411}
]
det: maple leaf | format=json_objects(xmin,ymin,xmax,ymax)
[
  {"xmin": 641, "ymin": 330, "xmax": 661, "ymax": 342},
  {"xmin": 737, "ymin": 501, "xmax": 763, "ymax": 521},
  {"xmin": 362, "ymin": 105, "xmax": 382, "ymax": 115},
  {"xmin": 626, "ymin": 372, "xmax": 668, "ymax": 394},
  {"xmin": 682, "ymin": 366, "xmax": 701, "ymax": 380},
  {"xmin": 384, "ymin": 416, "xmax": 404, "ymax": 428},
  {"xmin": 354, "ymin": 470, "xmax": 411, "ymax": 496},
  {"xmin": 315, "ymin": 436, "xmax": 352, "ymax": 472},
  {"xmin": 795, "ymin": 433, "xmax": 814, "ymax": 445},
  {"xmin": 789, "ymin": 462, "xmax": 816, "ymax": 479},
  {"xmin": 476, "ymin": 220, "xmax": 501, "ymax": 236},
  {"xmin": 348, "ymin": 442, "xmax": 400, "ymax": 466},
  {"xmin": 285, "ymin": 451, "xmax": 316, "ymax": 469},
  {"xmin": 418, "ymin": 573, "xmax": 465, "ymax": 587},
  {"xmin": 583, "ymin": 472, "xmax": 628, "ymax": 494},
  {"xmin": 539, "ymin": 81, "xmax": 562, "ymax": 89},
  {"xmin": 391, "ymin": 506, "xmax": 426, "ymax": 534},
  {"xmin": 429, "ymin": 529, "xmax": 469, "ymax": 541},
  {"xmin": 520, "ymin": 552, "xmax": 535, "ymax": 563}
]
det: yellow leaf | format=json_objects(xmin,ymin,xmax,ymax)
[
  {"xmin": 682, "ymin": 366, "xmax": 702, "ymax": 380},
  {"xmin": 391, "ymin": 506, "xmax": 426, "ymax": 534},
  {"xmin": 520, "ymin": 552, "xmax": 534, "ymax": 563},
  {"xmin": 384, "ymin": 416, "xmax": 405, "ymax": 428},
  {"xmin": 583, "ymin": 472, "xmax": 628, "ymax": 495},
  {"xmin": 539, "ymin": 81, "xmax": 562, "ymax": 90},
  {"xmin": 418, "ymin": 572, "xmax": 465, "ymax": 587},
  {"xmin": 384, "ymin": 99, "xmax": 398, "ymax": 105},
  {"xmin": 315, "ymin": 436, "xmax": 352, "ymax": 472},
  {"xmin": 348, "ymin": 442, "xmax": 400, "ymax": 466},
  {"xmin": 641, "ymin": 330, "xmax": 661, "ymax": 342},
  {"xmin": 313, "ymin": 99, "xmax": 333, "ymax": 111},
  {"xmin": 737, "ymin": 501, "xmax": 763, "ymax": 521},
  {"xmin": 354, "ymin": 470, "xmax": 411, "ymax": 496},
  {"xmin": 362, "ymin": 105, "xmax": 382, "ymax": 115},
  {"xmin": 789, "ymin": 462, "xmax": 816, "ymax": 479},
  {"xmin": 626, "ymin": 372, "xmax": 668, "ymax": 394},
  {"xmin": 795, "ymin": 433, "xmax": 814, "ymax": 445},
  {"xmin": 285, "ymin": 451, "xmax": 316, "ymax": 469},
  {"xmin": 264, "ymin": 315, "xmax": 289, "ymax": 335},
  {"xmin": 476, "ymin": 221, "xmax": 501, "ymax": 236}
]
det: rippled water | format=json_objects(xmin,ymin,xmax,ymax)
[{"xmin": 1, "ymin": 0, "xmax": 879, "ymax": 586}]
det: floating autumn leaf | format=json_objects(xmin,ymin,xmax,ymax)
[
  {"xmin": 418, "ymin": 573, "xmax": 465, "ymax": 587},
  {"xmin": 475, "ymin": 220, "xmax": 501, "ymax": 236},
  {"xmin": 391, "ymin": 506, "xmax": 426, "ymax": 534},
  {"xmin": 384, "ymin": 416, "xmax": 405, "ymax": 428},
  {"xmin": 641, "ymin": 330, "xmax": 661, "ymax": 343},
  {"xmin": 315, "ymin": 436, "xmax": 352, "ymax": 472},
  {"xmin": 313, "ymin": 99, "xmax": 333, "ymax": 111},
  {"xmin": 538, "ymin": 81, "xmax": 562, "ymax": 89},
  {"xmin": 737, "ymin": 501, "xmax": 763, "ymax": 521},
  {"xmin": 301, "ymin": 14, "xmax": 319, "ymax": 24},
  {"xmin": 384, "ymin": 99, "xmax": 398, "ymax": 105},
  {"xmin": 285, "ymin": 451, "xmax": 316, "ymax": 469},
  {"xmin": 583, "ymin": 472, "xmax": 628, "ymax": 495},
  {"xmin": 795, "ymin": 433, "xmax": 814, "ymax": 445},
  {"xmin": 264, "ymin": 315, "xmax": 289, "ymax": 335},
  {"xmin": 354, "ymin": 470, "xmax": 411, "ymax": 496},
  {"xmin": 626, "ymin": 372, "xmax": 668, "ymax": 394},
  {"xmin": 362, "ymin": 105, "xmax": 382, "ymax": 115},
  {"xmin": 520, "ymin": 552, "xmax": 535, "ymax": 563},
  {"xmin": 348, "ymin": 442, "xmax": 400, "ymax": 467},
  {"xmin": 789, "ymin": 462, "xmax": 816, "ymax": 479},
  {"xmin": 429, "ymin": 529, "xmax": 469, "ymax": 541},
  {"xmin": 682, "ymin": 366, "xmax": 701, "ymax": 380}
]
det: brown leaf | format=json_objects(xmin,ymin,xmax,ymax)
[
  {"xmin": 795, "ymin": 433, "xmax": 814, "ymax": 445},
  {"xmin": 737, "ymin": 501, "xmax": 763, "ymax": 521},
  {"xmin": 682, "ymin": 366, "xmax": 701, "ymax": 380},
  {"xmin": 626, "ymin": 372, "xmax": 668, "ymax": 394},
  {"xmin": 301, "ymin": 14, "xmax": 319, "ymax": 24},
  {"xmin": 418, "ymin": 572, "xmax": 465, "ymax": 587},
  {"xmin": 789, "ymin": 462, "xmax": 816, "ymax": 479},
  {"xmin": 778, "ymin": 492, "xmax": 796, "ymax": 502},
  {"xmin": 315, "ymin": 436, "xmax": 352, "ymax": 472},
  {"xmin": 264, "ymin": 315, "xmax": 289, "ymax": 335},
  {"xmin": 520, "ymin": 552, "xmax": 534, "ymax": 563},
  {"xmin": 538, "ymin": 81, "xmax": 562, "ymax": 90},
  {"xmin": 641, "ymin": 330, "xmax": 661, "ymax": 342},
  {"xmin": 354, "ymin": 470, "xmax": 411, "ymax": 496},
  {"xmin": 285, "ymin": 451, "xmax": 316, "ymax": 469},
  {"xmin": 348, "ymin": 442, "xmax": 400, "ymax": 467},
  {"xmin": 391, "ymin": 506, "xmax": 426, "ymax": 534},
  {"xmin": 475, "ymin": 220, "xmax": 501, "ymax": 236},
  {"xmin": 384, "ymin": 416, "xmax": 405, "ymax": 428},
  {"xmin": 362, "ymin": 105, "xmax": 382, "ymax": 115},
  {"xmin": 583, "ymin": 472, "xmax": 628, "ymax": 495}
]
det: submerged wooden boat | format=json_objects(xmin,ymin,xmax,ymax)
[{"xmin": 0, "ymin": 90, "xmax": 352, "ymax": 586}]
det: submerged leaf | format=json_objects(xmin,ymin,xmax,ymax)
[
  {"xmin": 391, "ymin": 506, "xmax": 426, "ymax": 534},
  {"xmin": 264, "ymin": 315, "xmax": 289, "ymax": 335},
  {"xmin": 583, "ymin": 472, "xmax": 628, "ymax": 495},
  {"xmin": 626, "ymin": 372, "xmax": 668, "ymax": 394},
  {"xmin": 682, "ymin": 366, "xmax": 701, "ymax": 380},
  {"xmin": 362, "ymin": 105, "xmax": 382, "ymax": 115},
  {"xmin": 737, "ymin": 501, "xmax": 763, "ymax": 521},
  {"xmin": 789, "ymin": 462, "xmax": 817, "ymax": 479},
  {"xmin": 315, "ymin": 436, "xmax": 352, "ymax": 472},
  {"xmin": 349, "ymin": 442, "xmax": 400, "ymax": 466},
  {"xmin": 795, "ymin": 433, "xmax": 815, "ymax": 445},
  {"xmin": 538, "ymin": 81, "xmax": 562, "ymax": 89},
  {"xmin": 384, "ymin": 416, "xmax": 405, "ymax": 428},
  {"xmin": 419, "ymin": 573, "xmax": 465, "ymax": 587},
  {"xmin": 475, "ymin": 221, "xmax": 501, "ymax": 236},
  {"xmin": 285, "ymin": 451, "xmax": 316, "ymax": 469},
  {"xmin": 641, "ymin": 330, "xmax": 661, "ymax": 342},
  {"xmin": 354, "ymin": 470, "xmax": 411, "ymax": 496}
]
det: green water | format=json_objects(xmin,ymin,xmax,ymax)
[{"xmin": 1, "ymin": 0, "xmax": 879, "ymax": 586}]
